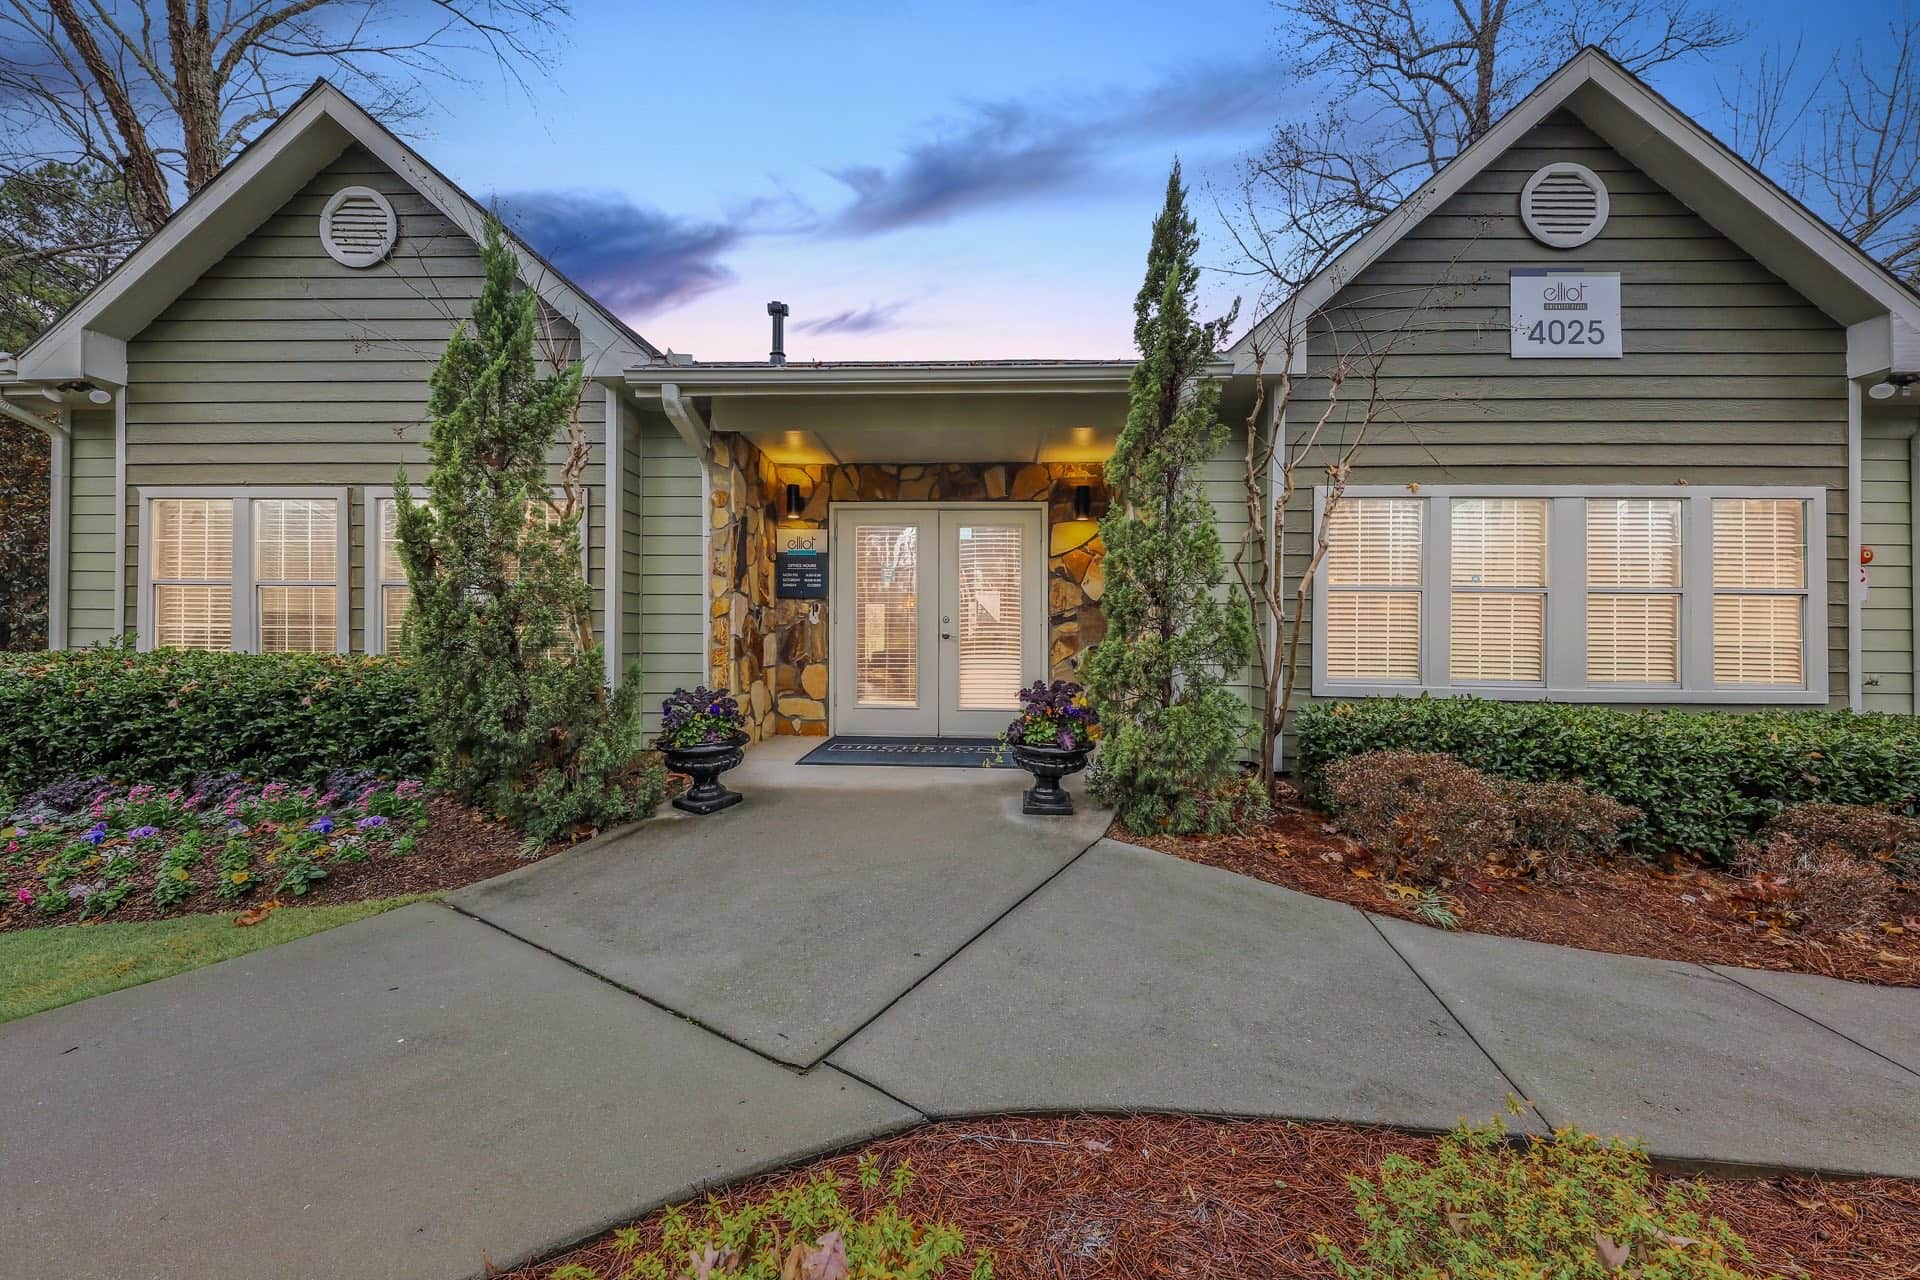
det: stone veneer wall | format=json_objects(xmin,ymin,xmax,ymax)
[{"xmin": 705, "ymin": 433, "xmax": 1109, "ymax": 739}]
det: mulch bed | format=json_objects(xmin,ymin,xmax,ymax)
[
  {"xmin": 502, "ymin": 1114, "xmax": 1920, "ymax": 1280},
  {"xmin": 1118, "ymin": 807, "xmax": 1920, "ymax": 988},
  {"xmin": 0, "ymin": 796, "xmax": 562, "ymax": 935}
]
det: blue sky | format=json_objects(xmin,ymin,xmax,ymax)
[{"xmin": 411, "ymin": 0, "xmax": 1908, "ymax": 361}]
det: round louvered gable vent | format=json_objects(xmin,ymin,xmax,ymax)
[
  {"xmin": 319, "ymin": 186, "xmax": 397, "ymax": 267},
  {"xmin": 1520, "ymin": 163, "xmax": 1609, "ymax": 248}
]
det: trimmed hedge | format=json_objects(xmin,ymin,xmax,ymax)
[
  {"xmin": 0, "ymin": 648, "xmax": 430, "ymax": 794},
  {"xmin": 1294, "ymin": 696, "xmax": 1920, "ymax": 862}
]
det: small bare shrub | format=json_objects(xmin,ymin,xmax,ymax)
[
  {"xmin": 1322, "ymin": 752, "xmax": 1513, "ymax": 885},
  {"xmin": 1743, "ymin": 838, "xmax": 1897, "ymax": 934},
  {"xmin": 1505, "ymin": 780, "xmax": 1640, "ymax": 880},
  {"xmin": 1760, "ymin": 803, "xmax": 1920, "ymax": 882}
]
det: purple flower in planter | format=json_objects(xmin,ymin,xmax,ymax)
[
  {"xmin": 128, "ymin": 825, "xmax": 160, "ymax": 841},
  {"xmin": 308, "ymin": 818, "xmax": 335, "ymax": 835},
  {"xmin": 356, "ymin": 815, "xmax": 387, "ymax": 831}
]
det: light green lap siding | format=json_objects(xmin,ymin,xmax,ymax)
[
  {"xmin": 1863, "ymin": 420, "xmax": 1915, "ymax": 713},
  {"xmin": 621, "ymin": 407, "xmax": 649, "ymax": 684},
  {"xmin": 120, "ymin": 144, "xmax": 606, "ymax": 650},
  {"xmin": 1281, "ymin": 111, "xmax": 1851, "ymax": 714},
  {"xmin": 637, "ymin": 414, "xmax": 704, "ymax": 731},
  {"xmin": 65, "ymin": 408, "xmax": 119, "ymax": 647}
]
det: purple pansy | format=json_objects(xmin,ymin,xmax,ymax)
[
  {"xmin": 356, "ymin": 815, "xmax": 387, "ymax": 831},
  {"xmin": 128, "ymin": 825, "xmax": 160, "ymax": 840},
  {"xmin": 308, "ymin": 818, "xmax": 335, "ymax": 835}
]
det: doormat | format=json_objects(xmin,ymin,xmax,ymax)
[{"xmin": 795, "ymin": 736, "xmax": 1018, "ymax": 768}]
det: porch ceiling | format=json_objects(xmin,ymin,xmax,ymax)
[{"xmin": 713, "ymin": 391, "xmax": 1127, "ymax": 464}]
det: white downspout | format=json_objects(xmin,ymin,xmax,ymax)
[
  {"xmin": 1847, "ymin": 380, "xmax": 1863, "ymax": 711},
  {"xmin": 1911, "ymin": 425, "xmax": 1919, "ymax": 716},
  {"xmin": 602, "ymin": 384, "xmax": 622, "ymax": 689}
]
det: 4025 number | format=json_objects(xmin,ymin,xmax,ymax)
[{"xmin": 1524, "ymin": 319, "xmax": 1606, "ymax": 345}]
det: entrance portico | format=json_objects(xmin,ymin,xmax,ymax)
[{"xmin": 624, "ymin": 360, "xmax": 1161, "ymax": 742}]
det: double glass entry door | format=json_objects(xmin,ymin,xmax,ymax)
[{"xmin": 830, "ymin": 504, "xmax": 1047, "ymax": 737}]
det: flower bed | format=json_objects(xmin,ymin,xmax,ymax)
[
  {"xmin": 3, "ymin": 773, "xmax": 430, "ymax": 927},
  {"xmin": 504, "ymin": 1114, "xmax": 1920, "ymax": 1280}
]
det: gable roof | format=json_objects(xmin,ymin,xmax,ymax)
[
  {"xmin": 1229, "ymin": 46, "xmax": 1920, "ymax": 377},
  {"xmin": 8, "ymin": 79, "xmax": 658, "ymax": 387}
]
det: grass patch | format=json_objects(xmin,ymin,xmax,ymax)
[{"xmin": 0, "ymin": 895, "xmax": 432, "ymax": 1024}]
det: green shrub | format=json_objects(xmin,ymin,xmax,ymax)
[
  {"xmin": 1316, "ymin": 1117, "xmax": 1763, "ymax": 1280},
  {"xmin": 1296, "ymin": 696, "xmax": 1920, "ymax": 861},
  {"xmin": 0, "ymin": 647, "xmax": 429, "ymax": 792},
  {"xmin": 545, "ymin": 1156, "xmax": 990, "ymax": 1280}
]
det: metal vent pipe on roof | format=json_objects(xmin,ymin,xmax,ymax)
[{"xmin": 767, "ymin": 301, "xmax": 789, "ymax": 365}]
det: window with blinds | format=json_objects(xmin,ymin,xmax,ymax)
[
  {"xmin": 1712, "ymin": 498, "xmax": 1806, "ymax": 685},
  {"xmin": 151, "ymin": 498, "xmax": 233, "ymax": 651},
  {"xmin": 1313, "ymin": 486, "xmax": 1822, "ymax": 704},
  {"xmin": 955, "ymin": 525, "xmax": 1024, "ymax": 709},
  {"xmin": 1323, "ymin": 497, "xmax": 1422, "ymax": 682},
  {"xmin": 1450, "ymin": 498, "xmax": 1547, "ymax": 683},
  {"xmin": 853, "ymin": 524, "xmax": 919, "ymax": 706},
  {"xmin": 1586, "ymin": 499, "xmax": 1682, "ymax": 684},
  {"xmin": 255, "ymin": 499, "xmax": 338, "ymax": 653},
  {"xmin": 376, "ymin": 498, "xmax": 411, "ymax": 653}
]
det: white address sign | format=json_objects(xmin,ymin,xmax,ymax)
[{"xmin": 1510, "ymin": 269, "xmax": 1622, "ymax": 358}]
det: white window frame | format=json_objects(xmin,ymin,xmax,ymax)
[
  {"xmin": 364, "ymin": 486, "xmax": 589, "ymax": 655},
  {"xmin": 136, "ymin": 486, "xmax": 350, "ymax": 655},
  {"xmin": 1311, "ymin": 484, "xmax": 1828, "ymax": 705}
]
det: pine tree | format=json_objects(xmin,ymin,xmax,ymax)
[
  {"xmin": 395, "ymin": 218, "xmax": 660, "ymax": 840},
  {"xmin": 1081, "ymin": 161, "xmax": 1260, "ymax": 835}
]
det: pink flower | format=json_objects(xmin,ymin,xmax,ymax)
[{"xmin": 13, "ymin": 886, "xmax": 32, "ymax": 906}]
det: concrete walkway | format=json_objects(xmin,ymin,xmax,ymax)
[{"xmin": 5, "ymin": 736, "xmax": 1919, "ymax": 1280}]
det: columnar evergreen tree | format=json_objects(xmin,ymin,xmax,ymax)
[
  {"xmin": 395, "ymin": 218, "xmax": 660, "ymax": 840},
  {"xmin": 1082, "ymin": 161, "xmax": 1259, "ymax": 835}
]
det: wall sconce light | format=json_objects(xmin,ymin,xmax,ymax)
[
  {"xmin": 1072, "ymin": 484, "xmax": 1092, "ymax": 520},
  {"xmin": 786, "ymin": 482, "xmax": 804, "ymax": 519}
]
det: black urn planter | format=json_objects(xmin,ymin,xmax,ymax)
[
  {"xmin": 1009, "ymin": 742, "xmax": 1092, "ymax": 816},
  {"xmin": 659, "ymin": 733, "xmax": 749, "ymax": 815}
]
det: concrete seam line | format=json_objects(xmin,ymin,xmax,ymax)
[
  {"xmin": 1707, "ymin": 965, "xmax": 1920, "ymax": 1085},
  {"xmin": 821, "ymin": 1060, "xmax": 934, "ymax": 1119},
  {"xmin": 807, "ymin": 829, "xmax": 1110, "ymax": 1070},
  {"xmin": 1361, "ymin": 912, "xmax": 1559, "ymax": 1133},
  {"xmin": 443, "ymin": 901, "xmax": 812, "ymax": 1074}
]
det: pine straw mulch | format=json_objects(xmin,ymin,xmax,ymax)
[
  {"xmin": 0, "ymin": 796, "xmax": 562, "ymax": 935},
  {"xmin": 501, "ymin": 1114, "xmax": 1920, "ymax": 1280},
  {"xmin": 1116, "ymin": 806, "xmax": 1920, "ymax": 989}
]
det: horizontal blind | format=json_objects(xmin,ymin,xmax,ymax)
[
  {"xmin": 1450, "ymin": 593, "xmax": 1544, "ymax": 682},
  {"xmin": 259, "ymin": 586, "xmax": 337, "ymax": 654},
  {"xmin": 854, "ymin": 524, "xmax": 919, "ymax": 707},
  {"xmin": 152, "ymin": 499, "xmax": 232, "ymax": 580},
  {"xmin": 154, "ymin": 585, "xmax": 232, "ymax": 651},
  {"xmin": 1587, "ymin": 498, "xmax": 1682, "ymax": 684},
  {"xmin": 1713, "ymin": 499, "xmax": 1804, "ymax": 588},
  {"xmin": 382, "ymin": 586, "xmax": 411, "ymax": 653},
  {"xmin": 955, "ymin": 525, "xmax": 1023, "ymax": 709},
  {"xmin": 1713, "ymin": 595, "xmax": 1804, "ymax": 684},
  {"xmin": 1325, "ymin": 498, "xmax": 1421, "ymax": 585},
  {"xmin": 1586, "ymin": 594, "xmax": 1680, "ymax": 683},
  {"xmin": 1324, "ymin": 592, "xmax": 1420, "ymax": 681},
  {"xmin": 1587, "ymin": 499, "xmax": 1682, "ymax": 587},
  {"xmin": 254, "ymin": 499, "xmax": 337, "ymax": 583},
  {"xmin": 1451, "ymin": 498, "xmax": 1547, "ymax": 587}
]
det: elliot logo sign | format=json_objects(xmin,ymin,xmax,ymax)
[{"xmin": 1510, "ymin": 268, "xmax": 1623, "ymax": 359}]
